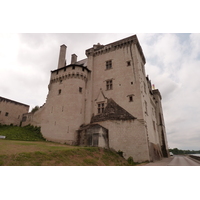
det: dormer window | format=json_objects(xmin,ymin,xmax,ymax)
[{"xmin": 97, "ymin": 102, "xmax": 105, "ymax": 114}]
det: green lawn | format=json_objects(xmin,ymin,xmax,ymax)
[{"xmin": 0, "ymin": 124, "xmax": 45, "ymax": 141}]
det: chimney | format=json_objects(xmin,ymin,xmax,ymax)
[
  {"xmin": 71, "ymin": 54, "xmax": 77, "ymax": 64},
  {"xmin": 58, "ymin": 44, "xmax": 67, "ymax": 69}
]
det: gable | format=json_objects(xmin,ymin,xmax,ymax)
[
  {"xmin": 91, "ymin": 98, "xmax": 136, "ymax": 123},
  {"xmin": 95, "ymin": 89, "xmax": 107, "ymax": 103}
]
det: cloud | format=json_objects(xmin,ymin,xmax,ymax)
[{"xmin": 140, "ymin": 33, "xmax": 200, "ymax": 150}]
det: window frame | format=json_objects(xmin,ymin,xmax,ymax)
[
  {"xmin": 106, "ymin": 79, "xmax": 113, "ymax": 90},
  {"xmin": 106, "ymin": 60, "xmax": 112, "ymax": 70},
  {"xmin": 97, "ymin": 102, "xmax": 105, "ymax": 114}
]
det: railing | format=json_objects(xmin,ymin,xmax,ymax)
[{"xmin": 189, "ymin": 155, "xmax": 200, "ymax": 161}]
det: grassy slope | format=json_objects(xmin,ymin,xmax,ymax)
[
  {"xmin": 0, "ymin": 140, "xmax": 132, "ymax": 166},
  {"xmin": 0, "ymin": 125, "xmax": 141, "ymax": 166},
  {"xmin": 0, "ymin": 125, "xmax": 45, "ymax": 141}
]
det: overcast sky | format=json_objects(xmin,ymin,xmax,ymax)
[{"xmin": 1, "ymin": 33, "xmax": 200, "ymax": 151}]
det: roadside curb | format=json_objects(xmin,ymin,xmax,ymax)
[{"xmin": 186, "ymin": 155, "xmax": 200, "ymax": 164}]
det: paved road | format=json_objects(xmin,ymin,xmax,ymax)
[
  {"xmin": 168, "ymin": 155, "xmax": 200, "ymax": 166},
  {"xmin": 145, "ymin": 155, "xmax": 200, "ymax": 166}
]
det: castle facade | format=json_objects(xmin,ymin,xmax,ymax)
[{"xmin": 21, "ymin": 35, "xmax": 169, "ymax": 162}]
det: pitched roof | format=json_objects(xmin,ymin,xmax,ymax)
[{"xmin": 91, "ymin": 98, "xmax": 136, "ymax": 123}]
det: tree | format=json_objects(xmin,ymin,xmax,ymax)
[{"xmin": 31, "ymin": 106, "xmax": 39, "ymax": 113}]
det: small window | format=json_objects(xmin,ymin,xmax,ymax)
[
  {"xmin": 56, "ymin": 71, "xmax": 59, "ymax": 75},
  {"xmin": 129, "ymin": 96, "xmax": 133, "ymax": 102},
  {"xmin": 145, "ymin": 101, "xmax": 148, "ymax": 114},
  {"xmin": 127, "ymin": 61, "xmax": 131, "ymax": 66},
  {"xmin": 72, "ymin": 66, "xmax": 75, "ymax": 70},
  {"xmin": 0, "ymin": 111, "xmax": 1, "ymax": 115},
  {"xmin": 82, "ymin": 67, "xmax": 85, "ymax": 72},
  {"xmin": 106, "ymin": 79, "xmax": 113, "ymax": 90},
  {"xmin": 59, "ymin": 80, "xmax": 62, "ymax": 84},
  {"xmin": 5, "ymin": 112, "xmax": 9, "ymax": 116},
  {"xmin": 131, "ymin": 82, "xmax": 133, "ymax": 85},
  {"xmin": 144, "ymin": 82, "xmax": 146, "ymax": 93},
  {"xmin": 79, "ymin": 87, "xmax": 82, "ymax": 93},
  {"xmin": 22, "ymin": 116, "xmax": 27, "ymax": 122},
  {"xmin": 64, "ymin": 67, "xmax": 66, "ymax": 72},
  {"xmin": 97, "ymin": 103, "xmax": 104, "ymax": 114},
  {"xmin": 106, "ymin": 60, "xmax": 112, "ymax": 70},
  {"xmin": 58, "ymin": 89, "xmax": 62, "ymax": 95},
  {"xmin": 153, "ymin": 120, "xmax": 156, "ymax": 131}
]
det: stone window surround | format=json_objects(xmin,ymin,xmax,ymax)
[
  {"xmin": 106, "ymin": 79, "xmax": 113, "ymax": 90},
  {"xmin": 105, "ymin": 60, "xmax": 112, "ymax": 70},
  {"xmin": 97, "ymin": 102, "xmax": 105, "ymax": 114}
]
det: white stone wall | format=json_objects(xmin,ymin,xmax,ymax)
[
  {"xmin": 96, "ymin": 120, "xmax": 150, "ymax": 163},
  {"xmin": 40, "ymin": 65, "xmax": 88, "ymax": 144}
]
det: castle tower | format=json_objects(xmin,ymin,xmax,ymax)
[{"xmin": 41, "ymin": 47, "xmax": 90, "ymax": 144}]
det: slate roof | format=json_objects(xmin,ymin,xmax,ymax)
[{"xmin": 91, "ymin": 98, "xmax": 136, "ymax": 123}]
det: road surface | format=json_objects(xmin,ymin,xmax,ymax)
[{"xmin": 145, "ymin": 155, "xmax": 200, "ymax": 166}]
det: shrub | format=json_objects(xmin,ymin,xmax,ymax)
[
  {"xmin": 117, "ymin": 150, "xmax": 124, "ymax": 157},
  {"xmin": 127, "ymin": 156, "xmax": 138, "ymax": 165}
]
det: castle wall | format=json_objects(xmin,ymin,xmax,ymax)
[
  {"xmin": 22, "ymin": 105, "xmax": 45, "ymax": 127},
  {"xmin": 153, "ymin": 89, "xmax": 169, "ymax": 157},
  {"xmin": 0, "ymin": 96, "xmax": 29, "ymax": 126},
  {"xmin": 40, "ymin": 65, "xmax": 88, "ymax": 144},
  {"xmin": 96, "ymin": 119, "xmax": 150, "ymax": 163},
  {"xmin": 86, "ymin": 36, "xmax": 163, "ymax": 157}
]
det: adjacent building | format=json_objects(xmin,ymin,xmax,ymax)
[{"xmin": 0, "ymin": 96, "xmax": 29, "ymax": 126}]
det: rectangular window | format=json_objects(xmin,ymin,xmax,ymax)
[
  {"xmin": 98, "ymin": 103, "xmax": 104, "ymax": 114},
  {"xmin": 79, "ymin": 87, "xmax": 82, "ymax": 93},
  {"xmin": 5, "ymin": 112, "xmax": 9, "ymax": 116},
  {"xmin": 58, "ymin": 89, "xmax": 62, "ymax": 95},
  {"xmin": 153, "ymin": 120, "xmax": 156, "ymax": 131},
  {"xmin": 106, "ymin": 60, "xmax": 112, "ymax": 70},
  {"xmin": 106, "ymin": 80, "xmax": 113, "ymax": 90},
  {"xmin": 127, "ymin": 61, "xmax": 131, "ymax": 66},
  {"xmin": 129, "ymin": 96, "xmax": 133, "ymax": 102}
]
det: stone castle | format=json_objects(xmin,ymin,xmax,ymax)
[{"xmin": 0, "ymin": 35, "xmax": 169, "ymax": 162}]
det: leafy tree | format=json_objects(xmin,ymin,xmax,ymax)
[{"xmin": 31, "ymin": 106, "xmax": 39, "ymax": 113}]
